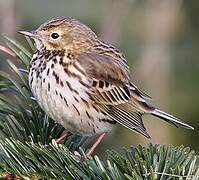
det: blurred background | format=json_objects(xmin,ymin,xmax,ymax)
[{"xmin": 0, "ymin": 0, "xmax": 198, "ymax": 156}]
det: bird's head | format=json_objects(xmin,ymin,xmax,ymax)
[{"xmin": 18, "ymin": 16, "xmax": 98, "ymax": 53}]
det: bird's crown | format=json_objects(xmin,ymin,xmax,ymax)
[{"xmin": 19, "ymin": 16, "xmax": 98, "ymax": 53}]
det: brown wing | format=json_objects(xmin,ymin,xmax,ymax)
[
  {"xmin": 77, "ymin": 51, "xmax": 129, "ymax": 85},
  {"xmin": 77, "ymin": 51, "xmax": 151, "ymax": 138}
]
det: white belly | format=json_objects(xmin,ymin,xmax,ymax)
[{"xmin": 29, "ymin": 56, "xmax": 113, "ymax": 135}]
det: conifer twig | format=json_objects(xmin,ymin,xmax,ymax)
[{"xmin": 0, "ymin": 44, "xmax": 16, "ymax": 57}]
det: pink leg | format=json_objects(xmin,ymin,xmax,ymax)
[
  {"xmin": 56, "ymin": 130, "xmax": 72, "ymax": 144},
  {"xmin": 86, "ymin": 133, "xmax": 106, "ymax": 156}
]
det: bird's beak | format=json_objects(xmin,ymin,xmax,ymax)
[{"xmin": 17, "ymin": 30, "xmax": 39, "ymax": 39}]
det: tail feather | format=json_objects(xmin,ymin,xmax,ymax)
[{"xmin": 151, "ymin": 109, "xmax": 194, "ymax": 130}]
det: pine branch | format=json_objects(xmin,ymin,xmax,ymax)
[
  {"xmin": 0, "ymin": 35, "xmax": 198, "ymax": 179},
  {"xmin": 0, "ymin": 139, "xmax": 198, "ymax": 179}
]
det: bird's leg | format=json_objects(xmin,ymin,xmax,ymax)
[
  {"xmin": 56, "ymin": 130, "xmax": 72, "ymax": 144},
  {"xmin": 86, "ymin": 132, "xmax": 106, "ymax": 156}
]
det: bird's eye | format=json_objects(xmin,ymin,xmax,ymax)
[{"xmin": 50, "ymin": 32, "xmax": 60, "ymax": 40}]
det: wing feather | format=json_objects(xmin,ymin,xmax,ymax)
[
  {"xmin": 91, "ymin": 84, "xmax": 130, "ymax": 105},
  {"xmin": 76, "ymin": 50, "xmax": 193, "ymax": 135},
  {"xmin": 77, "ymin": 51, "xmax": 151, "ymax": 137},
  {"xmin": 97, "ymin": 103, "xmax": 150, "ymax": 138}
]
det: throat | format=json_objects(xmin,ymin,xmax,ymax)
[{"xmin": 38, "ymin": 47, "xmax": 77, "ymax": 66}]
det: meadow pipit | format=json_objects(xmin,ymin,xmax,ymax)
[{"xmin": 18, "ymin": 17, "xmax": 194, "ymax": 155}]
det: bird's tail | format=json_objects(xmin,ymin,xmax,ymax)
[{"xmin": 151, "ymin": 108, "xmax": 194, "ymax": 130}]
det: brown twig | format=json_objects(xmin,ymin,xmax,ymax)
[{"xmin": 0, "ymin": 44, "xmax": 16, "ymax": 57}]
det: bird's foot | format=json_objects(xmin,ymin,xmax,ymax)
[
  {"xmin": 56, "ymin": 130, "xmax": 72, "ymax": 144},
  {"xmin": 85, "ymin": 132, "xmax": 106, "ymax": 156}
]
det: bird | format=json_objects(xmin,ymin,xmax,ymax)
[{"xmin": 18, "ymin": 16, "xmax": 194, "ymax": 155}]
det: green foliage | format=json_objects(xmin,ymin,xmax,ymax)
[
  {"xmin": 0, "ymin": 139, "xmax": 198, "ymax": 179},
  {"xmin": 0, "ymin": 35, "xmax": 198, "ymax": 179}
]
